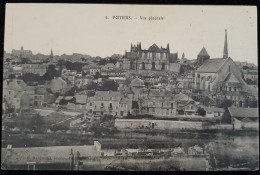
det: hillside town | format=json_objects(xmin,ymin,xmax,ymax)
[{"xmin": 2, "ymin": 30, "xmax": 259, "ymax": 170}]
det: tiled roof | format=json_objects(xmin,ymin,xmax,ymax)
[
  {"xmin": 204, "ymin": 107, "xmax": 225, "ymax": 113},
  {"xmin": 174, "ymin": 93, "xmax": 190, "ymax": 101},
  {"xmin": 228, "ymin": 107, "xmax": 258, "ymax": 118},
  {"xmin": 198, "ymin": 47, "xmax": 209, "ymax": 57},
  {"xmin": 196, "ymin": 58, "xmax": 226, "ymax": 73},
  {"xmin": 94, "ymin": 91, "xmax": 122, "ymax": 101}
]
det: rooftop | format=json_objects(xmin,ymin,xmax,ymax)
[
  {"xmin": 196, "ymin": 58, "xmax": 227, "ymax": 73},
  {"xmin": 228, "ymin": 107, "xmax": 258, "ymax": 118},
  {"xmin": 131, "ymin": 78, "xmax": 145, "ymax": 87},
  {"xmin": 198, "ymin": 47, "xmax": 209, "ymax": 57}
]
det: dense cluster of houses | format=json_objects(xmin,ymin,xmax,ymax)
[{"xmin": 2, "ymin": 31, "xmax": 258, "ymax": 131}]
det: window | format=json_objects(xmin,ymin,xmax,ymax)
[
  {"xmin": 171, "ymin": 103, "xmax": 173, "ymax": 108},
  {"xmin": 229, "ymin": 65, "xmax": 230, "ymax": 72},
  {"xmin": 101, "ymin": 103, "xmax": 104, "ymax": 107},
  {"xmin": 191, "ymin": 106, "xmax": 194, "ymax": 110},
  {"xmin": 101, "ymin": 97, "xmax": 104, "ymax": 100},
  {"xmin": 153, "ymin": 102, "xmax": 155, "ymax": 105},
  {"xmin": 229, "ymin": 87, "xmax": 231, "ymax": 91},
  {"xmin": 234, "ymin": 87, "xmax": 237, "ymax": 92},
  {"xmin": 197, "ymin": 74, "xmax": 200, "ymax": 78},
  {"xmin": 109, "ymin": 103, "xmax": 112, "ymax": 108},
  {"xmin": 152, "ymin": 108, "xmax": 155, "ymax": 112},
  {"xmin": 89, "ymin": 109, "xmax": 92, "ymax": 113},
  {"xmin": 110, "ymin": 97, "xmax": 113, "ymax": 100},
  {"xmin": 90, "ymin": 103, "xmax": 92, "ymax": 106},
  {"xmin": 9, "ymin": 91, "xmax": 11, "ymax": 95}
]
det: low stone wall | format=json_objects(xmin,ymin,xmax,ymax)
[{"xmin": 115, "ymin": 119, "xmax": 233, "ymax": 131}]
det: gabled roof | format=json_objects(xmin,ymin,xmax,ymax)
[
  {"xmin": 198, "ymin": 47, "xmax": 209, "ymax": 57},
  {"xmin": 149, "ymin": 44, "xmax": 160, "ymax": 52},
  {"xmin": 228, "ymin": 107, "xmax": 258, "ymax": 118},
  {"xmin": 196, "ymin": 58, "xmax": 226, "ymax": 73},
  {"xmin": 226, "ymin": 73, "xmax": 240, "ymax": 83},
  {"xmin": 94, "ymin": 91, "xmax": 122, "ymax": 101},
  {"xmin": 204, "ymin": 107, "xmax": 225, "ymax": 113}
]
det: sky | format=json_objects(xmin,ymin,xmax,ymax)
[{"xmin": 4, "ymin": 4, "xmax": 257, "ymax": 64}]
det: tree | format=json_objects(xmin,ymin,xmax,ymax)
[
  {"xmin": 94, "ymin": 72, "xmax": 100, "ymax": 79},
  {"xmin": 86, "ymin": 81, "xmax": 98, "ymax": 90},
  {"xmin": 6, "ymin": 58, "xmax": 11, "ymax": 62},
  {"xmin": 99, "ymin": 80, "xmax": 119, "ymax": 91},
  {"xmin": 98, "ymin": 59, "xmax": 107, "ymax": 65},
  {"xmin": 221, "ymin": 110, "xmax": 231, "ymax": 124},
  {"xmin": 242, "ymin": 66, "xmax": 248, "ymax": 70},
  {"xmin": 196, "ymin": 107, "xmax": 206, "ymax": 116},
  {"xmin": 8, "ymin": 74, "xmax": 16, "ymax": 79},
  {"xmin": 219, "ymin": 99, "xmax": 232, "ymax": 109},
  {"xmin": 20, "ymin": 73, "xmax": 43, "ymax": 84},
  {"xmin": 43, "ymin": 64, "xmax": 59, "ymax": 80},
  {"xmin": 21, "ymin": 57, "xmax": 32, "ymax": 64}
]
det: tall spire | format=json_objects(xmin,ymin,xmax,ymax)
[
  {"xmin": 50, "ymin": 49, "xmax": 53, "ymax": 58},
  {"xmin": 223, "ymin": 29, "xmax": 228, "ymax": 59}
]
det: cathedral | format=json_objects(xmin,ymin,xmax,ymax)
[{"xmin": 122, "ymin": 42, "xmax": 178, "ymax": 71}]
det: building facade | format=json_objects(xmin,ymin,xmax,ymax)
[{"xmin": 123, "ymin": 43, "xmax": 178, "ymax": 72}]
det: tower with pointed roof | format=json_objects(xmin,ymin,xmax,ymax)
[
  {"xmin": 182, "ymin": 52, "xmax": 185, "ymax": 59},
  {"xmin": 50, "ymin": 49, "xmax": 53, "ymax": 58},
  {"xmin": 223, "ymin": 29, "xmax": 228, "ymax": 59},
  {"xmin": 197, "ymin": 47, "xmax": 210, "ymax": 65}
]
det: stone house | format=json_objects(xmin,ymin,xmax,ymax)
[{"xmin": 87, "ymin": 91, "xmax": 132, "ymax": 117}]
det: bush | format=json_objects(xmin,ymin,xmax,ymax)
[{"xmin": 196, "ymin": 107, "xmax": 206, "ymax": 116}]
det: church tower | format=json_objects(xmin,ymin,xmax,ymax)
[
  {"xmin": 181, "ymin": 52, "xmax": 185, "ymax": 59},
  {"xmin": 223, "ymin": 29, "xmax": 228, "ymax": 59},
  {"xmin": 197, "ymin": 47, "xmax": 210, "ymax": 65}
]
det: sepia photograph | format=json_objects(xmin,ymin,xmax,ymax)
[{"xmin": 1, "ymin": 3, "xmax": 259, "ymax": 171}]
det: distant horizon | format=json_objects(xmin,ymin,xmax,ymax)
[
  {"xmin": 4, "ymin": 4, "xmax": 257, "ymax": 65},
  {"xmin": 4, "ymin": 46, "xmax": 258, "ymax": 65}
]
